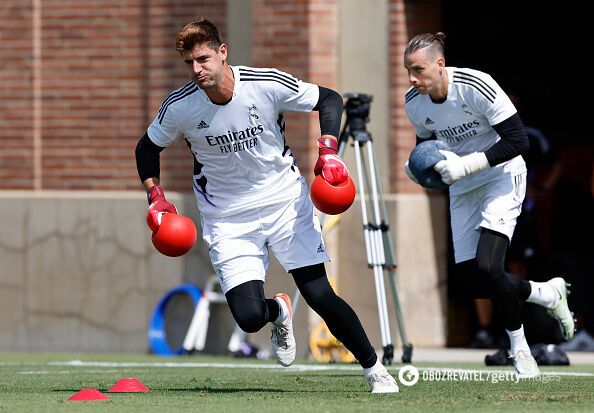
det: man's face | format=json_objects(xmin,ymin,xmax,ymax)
[
  {"xmin": 404, "ymin": 49, "xmax": 444, "ymax": 95},
  {"xmin": 182, "ymin": 43, "xmax": 227, "ymax": 89}
]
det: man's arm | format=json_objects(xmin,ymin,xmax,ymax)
[
  {"xmin": 486, "ymin": 113, "xmax": 530, "ymax": 165},
  {"xmin": 135, "ymin": 133, "xmax": 177, "ymax": 230},
  {"xmin": 434, "ymin": 113, "xmax": 529, "ymax": 185},
  {"xmin": 136, "ymin": 133, "xmax": 164, "ymax": 188},
  {"xmin": 313, "ymin": 86, "xmax": 343, "ymax": 139},
  {"xmin": 312, "ymin": 86, "xmax": 348, "ymax": 183}
]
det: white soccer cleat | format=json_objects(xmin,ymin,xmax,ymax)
[
  {"xmin": 271, "ymin": 293, "xmax": 296, "ymax": 367},
  {"xmin": 547, "ymin": 277, "xmax": 575, "ymax": 341},
  {"xmin": 511, "ymin": 350, "xmax": 540, "ymax": 379},
  {"xmin": 366, "ymin": 370, "xmax": 400, "ymax": 393}
]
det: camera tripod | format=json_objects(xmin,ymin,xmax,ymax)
[
  {"xmin": 336, "ymin": 93, "xmax": 412, "ymax": 364},
  {"xmin": 292, "ymin": 93, "xmax": 412, "ymax": 364}
]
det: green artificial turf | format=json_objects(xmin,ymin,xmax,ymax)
[{"xmin": 0, "ymin": 353, "xmax": 592, "ymax": 412}]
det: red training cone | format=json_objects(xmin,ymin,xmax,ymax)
[
  {"xmin": 68, "ymin": 388, "xmax": 110, "ymax": 401},
  {"xmin": 108, "ymin": 377, "xmax": 149, "ymax": 393}
]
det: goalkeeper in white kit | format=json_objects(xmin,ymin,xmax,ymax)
[
  {"xmin": 135, "ymin": 17, "xmax": 398, "ymax": 393},
  {"xmin": 403, "ymin": 32, "xmax": 575, "ymax": 378}
]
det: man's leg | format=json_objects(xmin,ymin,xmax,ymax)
[
  {"xmin": 475, "ymin": 227, "xmax": 574, "ymax": 341},
  {"xmin": 291, "ymin": 264, "xmax": 398, "ymax": 393},
  {"xmin": 476, "ymin": 229, "xmax": 531, "ymax": 330},
  {"xmin": 225, "ymin": 280, "xmax": 295, "ymax": 366},
  {"xmin": 476, "ymin": 228, "xmax": 538, "ymax": 377},
  {"xmin": 225, "ymin": 280, "xmax": 280, "ymax": 333}
]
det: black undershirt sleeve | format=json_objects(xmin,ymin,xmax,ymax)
[
  {"xmin": 485, "ymin": 113, "xmax": 530, "ymax": 166},
  {"xmin": 312, "ymin": 86, "xmax": 343, "ymax": 137},
  {"xmin": 135, "ymin": 133, "xmax": 165, "ymax": 182},
  {"xmin": 416, "ymin": 135, "xmax": 435, "ymax": 146}
]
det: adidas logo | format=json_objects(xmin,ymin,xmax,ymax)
[
  {"xmin": 424, "ymin": 117, "xmax": 434, "ymax": 125},
  {"xmin": 197, "ymin": 120, "xmax": 209, "ymax": 129},
  {"xmin": 317, "ymin": 243, "xmax": 325, "ymax": 253}
]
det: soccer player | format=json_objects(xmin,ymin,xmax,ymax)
[
  {"xmin": 135, "ymin": 18, "xmax": 398, "ymax": 393},
  {"xmin": 402, "ymin": 32, "xmax": 575, "ymax": 378}
]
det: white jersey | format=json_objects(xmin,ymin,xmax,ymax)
[
  {"xmin": 405, "ymin": 67, "xmax": 526, "ymax": 195},
  {"xmin": 147, "ymin": 65, "xmax": 319, "ymax": 217}
]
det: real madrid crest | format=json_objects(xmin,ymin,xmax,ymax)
[
  {"xmin": 249, "ymin": 104, "xmax": 260, "ymax": 120},
  {"xmin": 461, "ymin": 104, "xmax": 473, "ymax": 117}
]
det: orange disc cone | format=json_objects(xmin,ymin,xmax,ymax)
[
  {"xmin": 108, "ymin": 377, "xmax": 149, "ymax": 393},
  {"xmin": 68, "ymin": 388, "xmax": 110, "ymax": 401}
]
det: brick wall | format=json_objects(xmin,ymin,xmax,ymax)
[
  {"xmin": 306, "ymin": 0, "xmax": 338, "ymax": 180},
  {"xmin": 251, "ymin": 0, "xmax": 338, "ymax": 180},
  {"xmin": 0, "ymin": 0, "xmax": 226, "ymax": 191},
  {"xmin": 1, "ymin": 1, "xmax": 35, "ymax": 189},
  {"xmin": 1, "ymin": 0, "xmax": 442, "ymax": 193},
  {"xmin": 389, "ymin": 0, "xmax": 441, "ymax": 193}
]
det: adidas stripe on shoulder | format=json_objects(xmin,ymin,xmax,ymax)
[
  {"xmin": 453, "ymin": 69, "xmax": 497, "ymax": 104},
  {"xmin": 157, "ymin": 82, "xmax": 200, "ymax": 124},
  {"xmin": 405, "ymin": 87, "xmax": 420, "ymax": 104},
  {"xmin": 239, "ymin": 67, "xmax": 299, "ymax": 93}
]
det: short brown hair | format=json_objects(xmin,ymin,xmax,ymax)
[
  {"xmin": 404, "ymin": 32, "xmax": 446, "ymax": 60},
  {"xmin": 175, "ymin": 18, "xmax": 222, "ymax": 53}
]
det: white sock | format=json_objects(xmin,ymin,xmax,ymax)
[
  {"xmin": 363, "ymin": 358, "xmax": 385, "ymax": 377},
  {"xmin": 274, "ymin": 296, "xmax": 289, "ymax": 325},
  {"xmin": 526, "ymin": 281, "xmax": 558, "ymax": 308},
  {"xmin": 506, "ymin": 325, "xmax": 530, "ymax": 356}
]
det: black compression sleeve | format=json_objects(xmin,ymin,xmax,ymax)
[
  {"xmin": 416, "ymin": 135, "xmax": 435, "ymax": 146},
  {"xmin": 485, "ymin": 113, "xmax": 529, "ymax": 166},
  {"xmin": 135, "ymin": 133, "xmax": 165, "ymax": 182},
  {"xmin": 313, "ymin": 86, "xmax": 343, "ymax": 137}
]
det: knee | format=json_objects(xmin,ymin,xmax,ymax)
[
  {"xmin": 476, "ymin": 256, "xmax": 504, "ymax": 283},
  {"xmin": 232, "ymin": 307, "xmax": 267, "ymax": 333},
  {"xmin": 302, "ymin": 287, "xmax": 336, "ymax": 313},
  {"xmin": 475, "ymin": 257, "xmax": 514, "ymax": 297}
]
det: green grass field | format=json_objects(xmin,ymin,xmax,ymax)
[{"xmin": 0, "ymin": 352, "xmax": 592, "ymax": 412}]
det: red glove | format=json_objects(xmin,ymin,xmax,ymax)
[
  {"xmin": 314, "ymin": 137, "xmax": 349, "ymax": 184},
  {"xmin": 146, "ymin": 185, "xmax": 177, "ymax": 232}
]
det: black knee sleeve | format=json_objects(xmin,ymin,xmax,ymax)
[
  {"xmin": 225, "ymin": 280, "xmax": 279, "ymax": 333},
  {"xmin": 477, "ymin": 229, "xmax": 522, "ymax": 330},
  {"xmin": 291, "ymin": 264, "xmax": 338, "ymax": 315},
  {"xmin": 476, "ymin": 229, "xmax": 531, "ymax": 300}
]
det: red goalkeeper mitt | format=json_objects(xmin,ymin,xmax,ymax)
[
  {"xmin": 146, "ymin": 185, "xmax": 177, "ymax": 232},
  {"xmin": 314, "ymin": 137, "xmax": 349, "ymax": 184}
]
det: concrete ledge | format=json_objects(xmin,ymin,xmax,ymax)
[{"xmin": 0, "ymin": 190, "xmax": 449, "ymax": 354}]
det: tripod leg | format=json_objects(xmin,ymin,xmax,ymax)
[
  {"xmin": 367, "ymin": 140, "xmax": 414, "ymax": 363},
  {"xmin": 291, "ymin": 288, "xmax": 301, "ymax": 315},
  {"xmin": 354, "ymin": 141, "xmax": 394, "ymax": 363},
  {"xmin": 340, "ymin": 122, "xmax": 412, "ymax": 364},
  {"xmin": 353, "ymin": 140, "xmax": 374, "ymax": 267}
]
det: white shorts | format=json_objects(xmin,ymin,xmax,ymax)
[
  {"xmin": 200, "ymin": 193, "xmax": 330, "ymax": 294},
  {"xmin": 450, "ymin": 172, "xmax": 526, "ymax": 263}
]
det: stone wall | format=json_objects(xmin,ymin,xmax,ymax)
[{"xmin": 0, "ymin": 191, "xmax": 447, "ymax": 354}]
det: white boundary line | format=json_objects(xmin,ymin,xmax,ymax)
[{"xmin": 41, "ymin": 360, "xmax": 594, "ymax": 377}]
